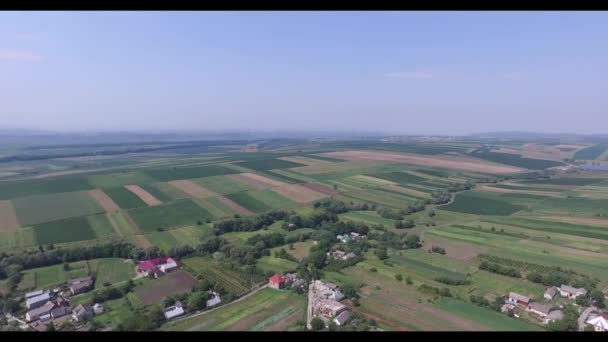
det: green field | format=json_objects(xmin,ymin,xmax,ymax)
[
  {"xmin": 0, "ymin": 227, "xmax": 36, "ymax": 250},
  {"xmin": 225, "ymin": 190, "xmax": 296, "ymax": 213},
  {"xmin": 574, "ymin": 144, "xmax": 608, "ymax": 160},
  {"xmin": 339, "ymin": 210, "xmax": 397, "ymax": 226},
  {"xmin": 103, "ymin": 186, "xmax": 148, "ymax": 209},
  {"xmin": 434, "ymin": 298, "xmax": 543, "ymax": 331},
  {"xmin": 86, "ymin": 213, "xmax": 116, "ymax": 238},
  {"xmin": 490, "ymin": 184, "xmax": 565, "ymax": 192},
  {"xmin": 13, "ymin": 191, "xmax": 104, "ymax": 226},
  {"xmin": 0, "ymin": 176, "xmax": 93, "ymax": 200},
  {"xmin": 470, "ymin": 151, "xmax": 563, "ymax": 170},
  {"xmin": 439, "ymin": 191, "xmax": 525, "ymax": 216},
  {"xmin": 234, "ymin": 158, "xmax": 305, "ymax": 171},
  {"xmin": 145, "ymin": 224, "xmax": 211, "ymax": 251},
  {"xmin": 163, "ymin": 288, "xmax": 305, "ymax": 331},
  {"xmin": 93, "ymin": 297, "xmax": 135, "ymax": 328},
  {"xmin": 522, "ymin": 178, "xmax": 603, "ymax": 186},
  {"xmin": 88, "ymin": 171, "xmax": 156, "ymax": 188},
  {"xmin": 182, "ymin": 257, "xmax": 251, "ymax": 295},
  {"xmin": 366, "ymin": 171, "xmax": 426, "ymax": 185},
  {"xmin": 137, "ymin": 183, "xmax": 174, "ymax": 202},
  {"xmin": 195, "ymin": 175, "xmax": 253, "ymax": 195},
  {"xmin": 256, "ymin": 256, "xmax": 298, "ymax": 274},
  {"xmin": 145, "ymin": 164, "xmax": 239, "ymax": 182},
  {"xmin": 128, "ymin": 199, "xmax": 213, "ymax": 232},
  {"xmin": 33, "ymin": 216, "xmax": 98, "ymax": 244},
  {"xmin": 529, "ymin": 196, "xmax": 608, "ymax": 216}
]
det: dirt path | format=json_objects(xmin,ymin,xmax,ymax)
[{"xmin": 124, "ymin": 185, "xmax": 162, "ymax": 206}]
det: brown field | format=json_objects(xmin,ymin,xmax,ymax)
[
  {"xmin": 0, "ymin": 200, "xmax": 19, "ymax": 232},
  {"xmin": 133, "ymin": 234, "xmax": 152, "ymax": 248},
  {"xmin": 216, "ymin": 196, "xmax": 254, "ymax": 216},
  {"xmin": 240, "ymin": 144, "xmax": 258, "ymax": 152},
  {"xmin": 494, "ymin": 145, "xmax": 564, "ymax": 162},
  {"xmin": 286, "ymin": 241, "xmax": 314, "ymax": 261},
  {"xmin": 227, "ymin": 174, "xmax": 270, "ymax": 190},
  {"xmin": 124, "ymin": 184, "xmax": 162, "ymax": 206},
  {"xmin": 292, "ymin": 159, "xmax": 389, "ymax": 174},
  {"xmin": 135, "ymin": 270, "xmax": 196, "ymax": 305},
  {"xmin": 270, "ymin": 184, "xmax": 327, "ymax": 203},
  {"xmin": 541, "ymin": 215, "xmax": 608, "ymax": 227},
  {"xmin": 354, "ymin": 174, "xmax": 398, "ymax": 185},
  {"xmin": 88, "ymin": 189, "xmax": 120, "ymax": 212},
  {"xmin": 299, "ymin": 183, "xmax": 337, "ymax": 196},
  {"xmin": 478, "ymin": 184, "xmax": 561, "ymax": 197},
  {"xmin": 421, "ymin": 236, "xmax": 487, "ymax": 261},
  {"xmin": 235, "ymin": 173, "xmax": 287, "ymax": 188},
  {"xmin": 320, "ymin": 150, "xmax": 525, "ymax": 174},
  {"xmin": 168, "ymin": 180, "xmax": 217, "ymax": 199},
  {"xmin": 279, "ymin": 156, "xmax": 332, "ymax": 167}
]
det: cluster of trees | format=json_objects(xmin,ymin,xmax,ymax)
[
  {"xmin": 369, "ymin": 231, "xmax": 421, "ymax": 250},
  {"xmin": 377, "ymin": 208, "xmax": 404, "ymax": 220},
  {"xmin": 247, "ymin": 232, "xmax": 285, "ymax": 249},
  {"xmin": 469, "ymin": 295, "xmax": 502, "ymax": 312},
  {"xmin": 417, "ymin": 284, "xmax": 452, "ymax": 298},
  {"xmin": 575, "ymin": 290, "xmax": 606, "ymax": 309},
  {"xmin": 547, "ymin": 305, "xmax": 579, "ymax": 331},
  {"xmin": 92, "ymin": 280, "xmax": 135, "ymax": 304},
  {"xmin": 394, "ymin": 219, "xmax": 415, "ymax": 229},
  {"xmin": 213, "ymin": 210, "xmax": 293, "ymax": 234},
  {"xmin": 117, "ymin": 306, "xmax": 166, "ymax": 331},
  {"xmin": 430, "ymin": 191, "xmax": 452, "ymax": 205},
  {"xmin": 479, "ymin": 261, "xmax": 521, "ymax": 278},
  {"xmin": 274, "ymin": 248, "xmax": 298, "ymax": 263},
  {"xmin": 433, "ymin": 276, "xmax": 470, "ymax": 286},
  {"xmin": 431, "ymin": 246, "xmax": 446, "ymax": 255}
]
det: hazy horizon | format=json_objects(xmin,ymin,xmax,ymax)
[{"xmin": 1, "ymin": 11, "xmax": 607, "ymax": 135}]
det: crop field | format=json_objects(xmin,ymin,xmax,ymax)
[
  {"xmin": 134, "ymin": 270, "xmax": 197, "ymax": 305},
  {"xmin": 366, "ymin": 171, "xmax": 426, "ymax": 185},
  {"xmin": 0, "ymin": 227, "xmax": 36, "ymax": 251},
  {"xmin": 103, "ymin": 186, "xmax": 147, "ymax": 209},
  {"xmin": 128, "ymin": 199, "xmax": 213, "ymax": 232},
  {"xmin": 145, "ymin": 225, "xmax": 210, "ymax": 251},
  {"xmin": 88, "ymin": 171, "xmax": 156, "ymax": 188},
  {"xmin": 182, "ymin": 257, "xmax": 251, "ymax": 295},
  {"xmin": 0, "ymin": 200, "xmax": 19, "ymax": 232},
  {"xmin": 86, "ymin": 213, "xmax": 116, "ymax": 238},
  {"xmin": 13, "ymin": 191, "xmax": 104, "ymax": 226},
  {"xmin": 489, "ymin": 184, "xmax": 565, "ymax": 192},
  {"xmin": 33, "ymin": 216, "xmax": 98, "ymax": 244},
  {"xmin": 439, "ymin": 191, "xmax": 525, "ymax": 215},
  {"xmin": 470, "ymin": 151, "xmax": 563, "ymax": 170},
  {"xmin": 339, "ymin": 210, "xmax": 397, "ymax": 226},
  {"xmin": 0, "ymin": 176, "xmax": 93, "ymax": 200},
  {"xmin": 225, "ymin": 189, "xmax": 296, "ymax": 213},
  {"xmin": 234, "ymin": 158, "xmax": 305, "ymax": 171},
  {"xmin": 574, "ymin": 144, "xmax": 608, "ymax": 160},
  {"xmin": 163, "ymin": 288, "xmax": 305, "ymax": 331},
  {"xmin": 144, "ymin": 164, "xmax": 239, "ymax": 182},
  {"xmin": 193, "ymin": 197, "xmax": 236, "ymax": 218},
  {"xmin": 196, "ymin": 175, "xmax": 255, "ymax": 194},
  {"xmin": 136, "ymin": 183, "xmax": 174, "ymax": 202},
  {"xmin": 528, "ymin": 196, "xmax": 608, "ymax": 216},
  {"xmin": 522, "ymin": 177, "xmax": 603, "ymax": 186}
]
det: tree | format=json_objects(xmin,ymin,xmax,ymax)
[
  {"xmin": 63, "ymin": 263, "xmax": 70, "ymax": 271},
  {"xmin": 310, "ymin": 317, "xmax": 325, "ymax": 331},
  {"xmin": 576, "ymin": 294, "xmax": 591, "ymax": 307},
  {"xmin": 590, "ymin": 290, "xmax": 606, "ymax": 308},
  {"xmin": 47, "ymin": 323, "xmax": 56, "ymax": 332},
  {"xmin": 187, "ymin": 292, "xmax": 207, "ymax": 311},
  {"xmin": 405, "ymin": 276, "xmax": 413, "ymax": 285},
  {"xmin": 374, "ymin": 247, "xmax": 388, "ymax": 260},
  {"xmin": 395, "ymin": 274, "xmax": 403, "ymax": 281},
  {"xmin": 147, "ymin": 306, "xmax": 166, "ymax": 328}
]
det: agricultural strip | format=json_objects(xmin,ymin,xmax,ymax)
[
  {"xmin": 0, "ymin": 200, "xmax": 19, "ymax": 232},
  {"xmin": 182, "ymin": 257, "xmax": 250, "ymax": 295},
  {"xmin": 14, "ymin": 191, "xmax": 104, "ymax": 226},
  {"xmin": 197, "ymin": 175, "xmax": 256, "ymax": 194},
  {"xmin": 124, "ymin": 184, "xmax": 162, "ymax": 206},
  {"xmin": 234, "ymin": 158, "xmax": 305, "ymax": 171},
  {"xmin": 128, "ymin": 199, "xmax": 214, "ymax": 232},
  {"xmin": 32, "ymin": 216, "xmax": 97, "ymax": 244},
  {"xmin": 439, "ymin": 192, "xmax": 525, "ymax": 216},
  {"xmin": 574, "ymin": 144, "xmax": 608, "ymax": 160},
  {"xmin": 215, "ymin": 196, "xmax": 254, "ymax": 216},
  {"xmin": 232, "ymin": 172, "xmax": 287, "ymax": 188},
  {"xmin": 134, "ymin": 270, "xmax": 196, "ymax": 305},
  {"xmin": 0, "ymin": 177, "xmax": 93, "ymax": 200},
  {"xmin": 144, "ymin": 164, "xmax": 239, "ymax": 182},
  {"xmin": 270, "ymin": 184, "xmax": 327, "ymax": 203},
  {"xmin": 103, "ymin": 186, "xmax": 147, "ymax": 210},
  {"xmin": 168, "ymin": 179, "xmax": 217, "ymax": 198},
  {"xmin": 88, "ymin": 189, "xmax": 120, "ymax": 212}
]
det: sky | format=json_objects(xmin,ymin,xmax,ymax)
[{"xmin": 0, "ymin": 11, "xmax": 607, "ymax": 135}]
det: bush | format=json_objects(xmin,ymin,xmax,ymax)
[
  {"xmin": 369, "ymin": 267, "xmax": 377, "ymax": 273},
  {"xmin": 395, "ymin": 274, "xmax": 403, "ymax": 281}
]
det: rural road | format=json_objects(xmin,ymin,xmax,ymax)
[
  {"xmin": 578, "ymin": 306, "xmax": 596, "ymax": 331},
  {"xmin": 306, "ymin": 283, "xmax": 313, "ymax": 330}
]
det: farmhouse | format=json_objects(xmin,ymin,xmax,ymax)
[
  {"xmin": 314, "ymin": 299, "xmax": 347, "ymax": 318},
  {"xmin": 558, "ymin": 285, "xmax": 587, "ymax": 299},
  {"xmin": 137, "ymin": 257, "xmax": 178, "ymax": 278},
  {"xmin": 586, "ymin": 313, "xmax": 608, "ymax": 332},
  {"xmin": 527, "ymin": 302, "xmax": 552, "ymax": 318},
  {"xmin": 268, "ymin": 274, "xmax": 288, "ymax": 290},
  {"xmin": 164, "ymin": 301, "xmax": 185, "ymax": 320},
  {"xmin": 206, "ymin": 292, "xmax": 222, "ymax": 308},
  {"xmin": 334, "ymin": 310, "xmax": 351, "ymax": 326},
  {"xmin": 543, "ymin": 309, "xmax": 564, "ymax": 324},
  {"xmin": 544, "ymin": 287, "xmax": 557, "ymax": 300},
  {"xmin": 25, "ymin": 292, "xmax": 51, "ymax": 309},
  {"xmin": 25, "ymin": 290, "xmax": 44, "ymax": 299},
  {"xmin": 327, "ymin": 250, "xmax": 357, "ymax": 261},
  {"xmin": 68, "ymin": 276, "xmax": 94, "ymax": 295},
  {"xmin": 507, "ymin": 292, "xmax": 530, "ymax": 307},
  {"xmin": 25, "ymin": 301, "xmax": 55, "ymax": 322},
  {"xmin": 93, "ymin": 303, "xmax": 104, "ymax": 315},
  {"xmin": 50, "ymin": 306, "xmax": 71, "ymax": 319},
  {"xmin": 72, "ymin": 304, "xmax": 94, "ymax": 322}
]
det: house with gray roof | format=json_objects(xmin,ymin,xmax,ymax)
[
  {"xmin": 527, "ymin": 302, "xmax": 552, "ymax": 317},
  {"xmin": 334, "ymin": 310, "xmax": 351, "ymax": 326},
  {"xmin": 25, "ymin": 292, "xmax": 51, "ymax": 309},
  {"xmin": 72, "ymin": 304, "xmax": 94, "ymax": 322},
  {"xmin": 544, "ymin": 287, "xmax": 557, "ymax": 300},
  {"xmin": 558, "ymin": 285, "xmax": 587, "ymax": 299},
  {"xmin": 26, "ymin": 301, "xmax": 55, "ymax": 322}
]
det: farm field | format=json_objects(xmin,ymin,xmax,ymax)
[
  {"xmin": 234, "ymin": 158, "xmax": 305, "ymax": 171},
  {"xmin": 256, "ymin": 256, "xmax": 298, "ymax": 274},
  {"xmin": 32, "ymin": 216, "xmax": 98, "ymax": 244},
  {"xmin": 574, "ymin": 144, "xmax": 608, "ymax": 160},
  {"xmin": 128, "ymin": 199, "xmax": 213, "ymax": 232},
  {"xmin": 103, "ymin": 186, "xmax": 147, "ymax": 210},
  {"xmin": 163, "ymin": 288, "xmax": 306, "ymax": 331},
  {"xmin": 439, "ymin": 191, "xmax": 526, "ymax": 216},
  {"xmin": 13, "ymin": 191, "xmax": 104, "ymax": 226},
  {"xmin": 225, "ymin": 189, "xmax": 297, "ymax": 213},
  {"xmin": 134, "ymin": 270, "xmax": 196, "ymax": 305},
  {"xmin": 0, "ymin": 176, "xmax": 93, "ymax": 200},
  {"xmin": 144, "ymin": 164, "xmax": 239, "ymax": 182},
  {"xmin": 182, "ymin": 257, "xmax": 251, "ymax": 295}
]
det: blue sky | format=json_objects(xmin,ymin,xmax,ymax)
[{"xmin": 1, "ymin": 11, "xmax": 607, "ymax": 135}]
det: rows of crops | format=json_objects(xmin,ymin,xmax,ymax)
[{"xmin": 183, "ymin": 257, "xmax": 250, "ymax": 295}]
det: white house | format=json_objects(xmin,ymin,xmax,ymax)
[
  {"xmin": 159, "ymin": 259, "xmax": 178, "ymax": 273},
  {"xmin": 25, "ymin": 292, "xmax": 51, "ymax": 309},
  {"xmin": 586, "ymin": 314, "xmax": 608, "ymax": 332},
  {"xmin": 93, "ymin": 303, "xmax": 104, "ymax": 315},
  {"xmin": 558, "ymin": 285, "xmax": 587, "ymax": 299},
  {"xmin": 164, "ymin": 302, "xmax": 185, "ymax": 320},
  {"xmin": 25, "ymin": 290, "xmax": 44, "ymax": 299},
  {"xmin": 206, "ymin": 293, "xmax": 222, "ymax": 308},
  {"xmin": 334, "ymin": 310, "xmax": 351, "ymax": 326}
]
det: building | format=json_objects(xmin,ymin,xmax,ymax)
[
  {"xmin": 544, "ymin": 287, "xmax": 557, "ymax": 300},
  {"xmin": 342, "ymin": 252, "xmax": 356, "ymax": 260},
  {"xmin": 333, "ymin": 310, "xmax": 351, "ymax": 326},
  {"xmin": 137, "ymin": 257, "xmax": 178, "ymax": 278},
  {"xmin": 25, "ymin": 301, "xmax": 56, "ymax": 322},
  {"xmin": 558, "ymin": 285, "xmax": 587, "ymax": 299},
  {"xmin": 268, "ymin": 274, "xmax": 288, "ymax": 290},
  {"xmin": 50, "ymin": 306, "xmax": 71, "ymax": 319},
  {"xmin": 93, "ymin": 303, "xmax": 104, "ymax": 315},
  {"xmin": 164, "ymin": 302, "xmax": 185, "ymax": 320},
  {"xmin": 25, "ymin": 292, "xmax": 51, "ymax": 309},
  {"xmin": 527, "ymin": 302, "xmax": 552, "ymax": 318},
  {"xmin": 543, "ymin": 310, "xmax": 564, "ymax": 324},
  {"xmin": 314, "ymin": 299, "xmax": 347, "ymax": 318},
  {"xmin": 507, "ymin": 292, "xmax": 530, "ymax": 307},
  {"xmin": 25, "ymin": 290, "xmax": 44, "ymax": 299},
  {"xmin": 72, "ymin": 304, "xmax": 94, "ymax": 322},
  {"xmin": 206, "ymin": 293, "xmax": 222, "ymax": 308},
  {"xmin": 68, "ymin": 276, "xmax": 94, "ymax": 296},
  {"xmin": 586, "ymin": 314, "xmax": 608, "ymax": 332}
]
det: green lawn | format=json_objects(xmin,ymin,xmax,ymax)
[{"xmin": 256, "ymin": 256, "xmax": 298, "ymax": 274}]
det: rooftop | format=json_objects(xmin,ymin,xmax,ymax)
[
  {"xmin": 508, "ymin": 292, "xmax": 530, "ymax": 303},
  {"xmin": 25, "ymin": 292, "xmax": 50, "ymax": 307}
]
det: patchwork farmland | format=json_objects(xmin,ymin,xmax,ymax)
[{"xmin": 1, "ymin": 136, "xmax": 608, "ymax": 332}]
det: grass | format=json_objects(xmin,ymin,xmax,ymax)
[
  {"xmin": 92, "ymin": 258, "xmax": 136, "ymax": 288},
  {"xmin": 439, "ymin": 191, "xmax": 525, "ymax": 216},
  {"xmin": 162, "ymin": 288, "xmax": 305, "ymax": 331},
  {"xmin": 103, "ymin": 186, "xmax": 148, "ymax": 210},
  {"xmin": 182, "ymin": 257, "xmax": 251, "ymax": 295},
  {"xmin": 87, "ymin": 171, "xmax": 156, "ymax": 188},
  {"xmin": 128, "ymin": 199, "xmax": 213, "ymax": 232},
  {"xmin": 194, "ymin": 175, "xmax": 254, "ymax": 195},
  {"xmin": 13, "ymin": 191, "xmax": 104, "ymax": 226},
  {"xmin": 86, "ymin": 213, "xmax": 116, "ymax": 238},
  {"xmin": 483, "ymin": 216, "xmax": 608, "ymax": 240},
  {"xmin": 0, "ymin": 227, "xmax": 36, "ymax": 250},
  {"xmin": 145, "ymin": 164, "xmax": 239, "ymax": 182},
  {"xmin": 365, "ymin": 171, "xmax": 426, "ymax": 185},
  {"xmin": 256, "ymin": 256, "xmax": 298, "ymax": 274},
  {"xmin": 33, "ymin": 216, "xmax": 98, "ymax": 244},
  {"xmin": 414, "ymin": 168, "xmax": 452, "ymax": 178},
  {"xmin": 574, "ymin": 144, "xmax": 608, "ymax": 160},
  {"xmin": 434, "ymin": 298, "xmax": 543, "ymax": 331},
  {"xmin": 470, "ymin": 151, "xmax": 563, "ymax": 170},
  {"xmin": 234, "ymin": 158, "xmax": 305, "ymax": 171},
  {"xmin": 0, "ymin": 176, "xmax": 93, "ymax": 200},
  {"xmin": 529, "ymin": 197, "xmax": 608, "ymax": 216},
  {"xmin": 107, "ymin": 211, "xmax": 139, "ymax": 236},
  {"xmin": 489, "ymin": 184, "xmax": 565, "ymax": 192},
  {"xmin": 339, "ymin": 210, "xmax": 397, "ymax": 227},
  {"xmin": 93, "ymin": 297, "xmax": 135, "ymax": 328},
  {"xmin": 522, "ymin": 178, "xmax": 602, "ymax": 186}
]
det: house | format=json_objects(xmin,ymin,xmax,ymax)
[
  {"xmin": 93, "ymin": 303, "xmax": 104, "ymax": 315},
  {"xmin": 342, "ymin": 252, "xmax": 356, "ymax": 261},
  {"xmin": 544, "ymin": 287, "xmax": 557, "ymax": 300},
  {"xmin": 25, "ymin": 292, "xmax": 51, "ymax": 309},
  {"xmin": 268, "ymin": 274, "xmax": 288, "ymax": 290},
  {"xmin": 507, "ymin": 292, "xmax": 530, "ymax": 307},
  {"xmin": 25, "ymin": 290, "xmax": 44, "ymax": 299},
  {"xmin": 206, "ymin": 293, "xmax": 222, "ymax": 308},
  {"xmin": 527, "ymin": 302, "xmax": 552, "ymax": 318},
  {"xmin": 586, "ymin": 314, "xmax": 608, "ymax": 332},
  {"xmin": 50, "ymin": 306, "xmax": 71, "ymax": 319},
  {"xmin": 292, "ymin": 279, "xmax": 305, "ymax": 288},
  {"xmin": 314, "ymin": 299, "xmax": 347, "ymax": 318},
  {"xmin": 136, "ymin": 256, "xmax": 178, "ymax": 277},
  {"xmin": 164, "ymin": 302, "xmax": 185, "ymax": 320},
  {"xmin": 334, "ymin": 310, "xmax": 351, "ymax": 326},
  {"xmin": 25, "ymin": 301, "xmax": 56, "ymax": 322},
  {"xmin": 72, "ymin": 304, "xmax": 94, "ymax": 322},
  {"xmin": 558, "ymin": 285, "xmax": 587, "ymax": 299},
  {"xmin": 543, "ymin": 310, "xmax": 564, "ymax": 324},
  {"xmin": 68, "ymin": 276, "xmax": 94, "ymax": 296}
]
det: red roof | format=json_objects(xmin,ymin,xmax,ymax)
[
  {"xmin": 269, "ymin": 274, "xmax": 286, "ymax": 284},
  {"xmin": 137, "ymin": 257, "xmax": 170, "ymax": 271}
]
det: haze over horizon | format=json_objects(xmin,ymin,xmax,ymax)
[{"xmin": 1, "ymin": 11, "xmax": 607, "ymax": 135}]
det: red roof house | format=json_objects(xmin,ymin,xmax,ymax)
[
  {"xmin": 268, "ymin": 274, "xmax": 287, "ymax": 290},
  {"xmin": 137, "ymin": 257, "xmax": 177, "ymax": 278}
]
